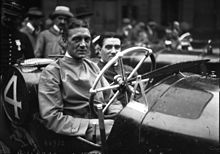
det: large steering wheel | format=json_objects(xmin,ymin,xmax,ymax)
[{"xmin": 89, "ymin": 46, "xmax": 156, "ymax": 117}]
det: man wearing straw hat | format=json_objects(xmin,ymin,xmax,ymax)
[{"xmin": 34, "ymin": 6, "xmax": 74, "ymax": 58}]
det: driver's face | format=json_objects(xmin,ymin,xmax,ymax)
[
  {"xmin": 67, "ymin": 27, "xmax": 91, "ymax": 59},
  {"xmin": 100, "ymin": 38, "xmax": 121, "ymax": 63}
]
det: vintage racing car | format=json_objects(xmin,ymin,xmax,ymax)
[{"xmin": 0, "ymin": 47, "xmax": 219, "ymax": 154}]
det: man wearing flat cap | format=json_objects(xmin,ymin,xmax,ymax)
[
  {"xmin": 20, "ymin": 7, "xmax": 44, "ymax": 50},
  {"xmin": 34, "ymin": 6, "xmax": 74, "ymax": 58}
]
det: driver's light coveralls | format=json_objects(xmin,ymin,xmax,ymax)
[{"xmin": 38, "ymin": 56, "xmax": 122, "ymax": 143}]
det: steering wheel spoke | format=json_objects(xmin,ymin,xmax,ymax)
[
  {"xmin": 90, "ymin": 84, "xmax": 120, "ymax": 94},
  {"xmin": 103, "ymin": 90, "xmax": 120, "ymax": 113}
]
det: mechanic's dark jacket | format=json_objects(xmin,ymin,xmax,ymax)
[
  {"xmin": 97, "ymin": 60, "xmax": 138, "ymax": 106},
  {"xmin": 0, "ymin": 25, "xmax": 34, "ymax": 74},
  {"xmin": 97, "ymin": 60, "xmax": 137, "ymax": 83}
]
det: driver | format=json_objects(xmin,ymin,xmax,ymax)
[{"xmin": 38, "ymin": 25, "xmax": 122, "ymax": 151}]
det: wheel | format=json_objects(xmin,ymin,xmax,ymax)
[{"xmin": 89, "ymin": 47, "xmax": 156, "ymax": 117}]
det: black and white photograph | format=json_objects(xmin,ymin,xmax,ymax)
[{"xmin": 0, "ymin": 0, "xmax": 219, "ymax": 153}]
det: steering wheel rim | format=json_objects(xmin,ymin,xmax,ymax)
[{"xmin": 89, "ymin": 46, "xmax": 156, "ymax": 117}]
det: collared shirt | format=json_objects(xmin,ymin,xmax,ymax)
[{"xmin": 20, "ymin": 22, "xmax": 37, "ymax": 50}]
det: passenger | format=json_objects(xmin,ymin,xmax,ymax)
[
  {"xmin": 38, "ymin": 26, "xmax": 122, "ymax": 151},
  {"xmin": 34, "ymin": 6, "xmax": 73, "ymax": 58},
  {"xmin": 97, "ymin": 32, "xmax": 137, "ymax": 84},
  {"xmin": 96, "ymin": 32, "xmax": 138, "ymax": 106},
  {"xmin": 0, "ymin": 0, "xmax": 34, "ymax": 75},
  {"xmin": 20, "ymin": 7, "xmax": 44, "ymax": 51}
]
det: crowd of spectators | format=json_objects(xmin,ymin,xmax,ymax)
[{"xmin": 1, "ymin": 0, "xmax": 193, "ymax": 64}]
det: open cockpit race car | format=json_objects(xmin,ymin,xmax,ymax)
[{"xmin": 0, "ymin": 47, "xmax": 219, "ymax": 154}]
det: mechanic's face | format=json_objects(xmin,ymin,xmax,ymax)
[
  {"xmin": 100, "ymin": 38, "xmax": 121, "ymax": 63},
  {"xmin": 53, "ymin": 15, "xmax": 68, "ymax": 30},
  {"xmin": 67, "ymin": 27, "xmax": 91, "ymax": 59}
]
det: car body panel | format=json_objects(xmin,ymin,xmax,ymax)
[
  {"xmin": 107, "ymin": 72, "xmax": 219, "ymax": 154},
  {"xmin": 0, "ymin": 55, "xmax": 219, "ymax": 153}
]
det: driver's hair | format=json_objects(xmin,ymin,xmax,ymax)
[
  {"xmin": 68, "ymin": 18, "xmax": 89, "ymax": 29},
  {"xmin": 67, "ymin": 22, "xmax": 89, "ymax": 38}
]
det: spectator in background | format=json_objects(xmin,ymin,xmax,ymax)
[
  {"xmin": 44, "ymin": 15, "xmax": 53, "ymax": 29},
  {"xmin": 165, "ymin": 21, "xmax": 182, "ymax": 41},
  {"xmin": 147, "ymin": 21, "xmax": 162, "ymax": 44},
  {"xmin": 0, "ymin": 0, "xmax": 34, "ymax": 75},
  {"xmin": 90, "ymin": 35, "xmax": 101, "ymax": 62},
  {"xmin": 20, "ymin": 7, "xmax": 44, "ymax": 51},
  {"xmin": 34, "ymin": 6, "xmax": 73, "ymax": 58},
  {"xmin": 74, "ymin": 5, "xmax": 94, "ymax": 29},
  {"xmin": 146, "ymin": 20, "xmax": 166, "ymax": 51},
  {"xmin": 130, "ymin": 22, "xmax": 149, "ymax": 47},
  {"xmin": 116, "ymin": 18, "xmax": 133, "ymax": 49}
]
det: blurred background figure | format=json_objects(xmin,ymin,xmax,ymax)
[
  {"xmin": 44, "ymin": 14, "xmax": 53, "ymax": 29},
  {"xmin": 147, "ymin": 20, "xmax": 166, "ymax": 44},
  {"xmin": 130, "ymin": 21, "xmax": 149, "ymax": 47},
  {"xmin": 117, "ymin": 18, "xmax": 133, "ymax": 49},
  {"xmin": 20, "ymin": 7, "xmax": 44, "ymax": 51},
  {"xmin": 165, "ymin": 21, "xmax": 193, "ymax": 50},
  {"xmin": 34, "ymin": 6, "xmax": 74, "ymax": 58},
  {"xmin": 69, "ymin": 17, "xmax": 85, "ymax": 28},
  {"xmin": 74, "ymin": 5, "xmax": 94, "ymax": 29},
  {"xmin": 90, "ymin": 35, "xmax": 101, "ymax": 61},
  {"xmin": 165, "ymin": 21, "xmax": 181, "ymax": 42},
  {"xmin": 0, "ymin": 0, "xmax": 34, "ymax": 75},
  {"xmin": 173, "ymin": 21, "xmax": 181, "ymax": 38}
]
